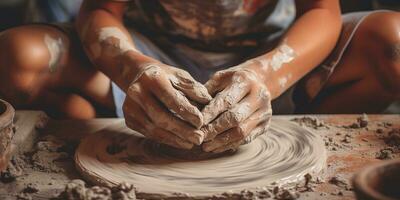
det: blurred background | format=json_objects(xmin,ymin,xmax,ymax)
[
  {"xmin": 0, "ymin": 0, "xmax": 399, "ymax": 31},
  {"xmin": 0, "ymin": 0, "xmax": 399, "ymax": 113}
]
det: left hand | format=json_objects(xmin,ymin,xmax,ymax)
[{"xmin": 201, "ymin": 65, "xmax": 272, "ymax": 153}]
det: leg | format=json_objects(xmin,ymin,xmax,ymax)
[
  {"xmin": 304, "ymin": 11, "xmax": 400, "ymax": 113},
  {"xmin": 0, "ymin": 25, "xmax": 114, "ymax": 119}
]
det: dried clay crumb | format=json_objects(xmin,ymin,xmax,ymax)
[
  {"xmin": 385, "ymin": 129, "xmax": 400, "ymax": 146},
  {"xmin": 0, "ymin": 155, "xmax": 24, "ymax": 183},
  {"xmin": 23, "ymin": 183, "xmax": 39, "ymax": 193},
  {"xmin": 273, "ymin": 186, "xmax": 300, "ymax": 200},
  {"xmin": 54, "ymin": 179, "xmax": 136, "ymax": 200},
  {"xmin": 29, "ymin": 135, "xmax": 77, "ymax": 173},
  {"xmin": 344, "ymin": 114, "xmax": 368, "ymax": 129},
  {"xmin": 328, "ymin": 175, "xmax": 352, "ymax": 191},
  {"xmin": 16, "ymin": 193, "xmax": 32, "ymax": 200},
  {"xmin": 375, "ymin": 148, "xmax": 394, "ymax": 160},
  {"xmin": 291, "ymin": 117, "xmax": 328, "ymax": 129}
]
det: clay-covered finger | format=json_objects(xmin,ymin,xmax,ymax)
[
  {"xmin": 242, "ymin": 120, "xmax": 270, "ymax": 145},
  {"xmin": 204, "ymin": 70, "xmax": 232, "ymax": 96},
  {"xmin": 123, "ymin": 98, "xmax": 151, "ymax": 134},
  {"xmin": 139, "ymin": 92, "xmax": 205, "ymax": 145},
  {"xmin": 212, "ymin": 141, "xmax": 242, "ymax": 154},
  {"xmin": 170, "ymin": 70, "xmax": 212, "ymax": 104},
  {"xmin": 146, "ymin": 127, "xmax": 194, "ymax": 149},
  {"xmin": 202, "ymin": 108, "xmax": 270, "ymax": 152},
  {"xmin": 202, "ymin": 128, "xmax": 243, "ymax": 152},
  {"xmin": 123, "ymin": 98, "xmax": 193, "ymax": 149},
  {"xmin": 203, "ymin": 91, "xmax": 261, "ymax": 141},
  {"xmin": 202, "ymin": 81, "xmax": 251, "ymax": 125},
  {"xmin": 150, "ymin": 72, "xmax": 204, "ymax": 128},
  {"xmin": 240, "ymin": 107, "xmax": 271, "ymax": 135}
]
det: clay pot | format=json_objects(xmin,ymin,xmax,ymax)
[
  {"xmin": 0, "ymin": 99, "xmax": 15, "ymax": 171},
  {"xmin": 353, "ymin": 159, "xmax": 400, "ymax": 200}
]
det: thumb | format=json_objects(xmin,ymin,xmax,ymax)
[{"xmin": 171, "ymin": 70, "xmax": 212, "ymax": 104}]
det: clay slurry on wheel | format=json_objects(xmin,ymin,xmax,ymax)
[{"xmin": 75, "ymin": 119, "xmax": 327, "ymax": 198}]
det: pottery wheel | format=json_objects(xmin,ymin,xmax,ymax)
[{"xmin": 75, "ymin": 119, "xmax": 327, "ymax": 198}]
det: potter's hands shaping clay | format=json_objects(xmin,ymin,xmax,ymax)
[
  {"xmin": 201, "ymin": 66, "xmax": 272, "ymax": 153},
  {"xmin": 123, "ymin": 62, "xmax": 212, "ymax": 149}
]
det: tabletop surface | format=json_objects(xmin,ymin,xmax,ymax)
[{"xmin": 0, "ymin": 112, "xmax": 399, "ymax": 199}]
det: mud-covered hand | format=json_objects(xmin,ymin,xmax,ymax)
[
  {"xmin": 123, "ymin": 63, "xmax": 212, "ymax": 149},
  {"xmin": 201, "ymin": 66, "xmax": 272, "ymax": 153}
]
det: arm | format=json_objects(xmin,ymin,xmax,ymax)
[
  {"xmin": 250, "ymin": 0, "xmax": 342, "ymax": 98},
  {"xmin": 201, "ymin": 0, "xmax": 342, "ymax": 153},
  {"xmin": 76, "ymin": 0, "xmax": 147, "ymax": 91},
  {"xmin": 76, "ymin": 0, "xmax": 211, "ymax": 149}
]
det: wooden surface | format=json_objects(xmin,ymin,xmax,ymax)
[{"xmin": 1, "ymin": 112, "xmax": 400, "ymax": 199}]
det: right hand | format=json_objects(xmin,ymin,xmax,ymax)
[{"xmin": 123, "ymin": 62, "xmax": 212, "ymax": 149}]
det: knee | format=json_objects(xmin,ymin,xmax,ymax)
[
  {"xmin": 0, "ymin": 28, "xmax": 54, "ymax": 72},
  {"xmin": 360, "ymin": 12, "xmax": 400, "ymax": 94},
  {"xmin": 0, "ymin": 26, "xmax": 68, "ymax": 104}
]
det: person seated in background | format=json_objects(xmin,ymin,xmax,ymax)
[{"xmin": 0, "ymin": 0, "xmax": 399, "ymax": 152}]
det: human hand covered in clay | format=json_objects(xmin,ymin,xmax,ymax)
[
  {"xmin": 123, "ymin": 62, "xmax": 212, "ymax": 149},
  {"xmin": 201, "ymin": 64, "xmax": 272, "ymax": 153}
]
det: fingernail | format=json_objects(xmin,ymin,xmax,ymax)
[
  {"xmin": 180, "ymin": 142, "xmax": 194, "ymax": 150},
  {"xmin": 189, "ymin": 130, "xmax": 205, "ymax": 145},
  {"xmin": 202, "ymin": 140, "xmax": 219, "ymax": 152},
  {"xmin": 189, "ymin": 110, "xmax": 203, "ymax": 129}
]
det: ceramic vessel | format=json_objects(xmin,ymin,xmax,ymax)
[
  {"xmin": 0, "ymin": 99, "xmax": 15, "ymax": 171},
  {"xmin": 353, "ymin": 159, "xmax": 400, "ymax": 200}
]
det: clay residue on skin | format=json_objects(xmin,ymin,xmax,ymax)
[
  {"xmin": 95, "ymin": 27, "xmax": 137, "ymax": 59},
  {"xmin": 75, "ymin": 119, "xmax": 327, "ymax": 199},
  {"xmin": 270, "ymin": 43, "xmax": 296, "ymax": 71},
  {"xmin": 278, "ymin": 77, "xmax": 288, "ymax": 88},
  {"xmin": 44, "ymin": 34, "xmax": 64, "ymax": 73}
]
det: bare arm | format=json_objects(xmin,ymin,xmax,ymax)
[
  {"xmin": 76, "ymin": 0, "xmax": 211, "ymax": 149},
  {"xmin": 248, "ymin": 0, "xmax": 342, "ymax": 98},
  {"xmin": 201, "ymin": 0, "xmax": 342, "ymax": 152},
  {"xmin": 76, "ymin": 0, "xmax": 150, "ymax": 91}
]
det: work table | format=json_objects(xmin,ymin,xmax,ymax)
[{"xmin": 0, "ymin": 111, "xmax": 399, "ymax": 199}]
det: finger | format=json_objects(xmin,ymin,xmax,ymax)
[
  {"xmin": 212, "ymin": 141, "xmax": 242, "ymax": 154},
  {"xmin": 139, "ymin": 66, "xmax": 204, "ymax": 127},
  {"xmin": 202, "ymin": 81, "xmax": 251, "ymax": 125},
  {"xmin": 202, "ymin": 108, "xmax": 270, "ymax": 152},
  {"xmin": 128, "ymin": 86, "xmax": 205, "ymax": 145},
  {"xmin": 243, "ymin": 119, "xmax": 270, "ymax": 145},
  {"xmin": 124, "ymin": 98, "xmax": 193, "ymax": 149},
  {"xmin": 204, "ymin": 71, "xmax": 232, "ymax": 96},
  {"xmin": 211, "ymin": 118, "xmax": 271, "ymax": 153},
  {"xmin": 203, "ymin": 88, "xmax": 263, "ymax": 141},
  {"xmin": 147, "ymin": 127, "xmax": 194, "ymax": 149},
  {"xmin": 171, "ymin": 70, "xmax": 212, "ymax": 104},
  {"xmin": 150, "ymin": 71, "xmax": 204, "ymax": 128},
  {"xmin": 202, "ymin": 128, "xmax": 242, "ymax": 152},
  {"xmin": 123, "ymin": 97, "xmax": 152, "ymax": 134}
]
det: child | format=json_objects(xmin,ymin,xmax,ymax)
[{"xmin": 0, "ymin": 0, "xmax": 399, "ymax": 152}]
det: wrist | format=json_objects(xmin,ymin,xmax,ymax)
[
  {"xmin": 118, "ymin": 52, "xmax": 160, "ymax": 91},
  {"xmin": 241, "ymin": 55, "xmax": 280, "ymax": 98}
]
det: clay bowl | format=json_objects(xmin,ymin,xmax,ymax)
[
  {"xmin": 0, "ymin": 99, "xmax": 15, "ymax": 171},
  {"xmin": 353, "ymin": 159, "xmax": 400, "ymax": 200}
]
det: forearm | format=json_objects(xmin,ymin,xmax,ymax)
[
  {"xmin": 247, "ymin": 1, "xmax": 342, "ymax": 99},
  {"xmin": 76, "ymin": 3, "xmax": 157, "ymax": 91}
]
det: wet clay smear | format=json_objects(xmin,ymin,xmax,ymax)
[{"xmin": 75, "ymin": 119, "xmax": 327, "ymax": 199}]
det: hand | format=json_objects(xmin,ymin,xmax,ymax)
[
  {"xmin": 123, "ymin": 62, "xmax": 212, "ymax": 149},
  {"xmin": 201, "ymin": 65, "xmax": 272, "ymax": 153}
]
